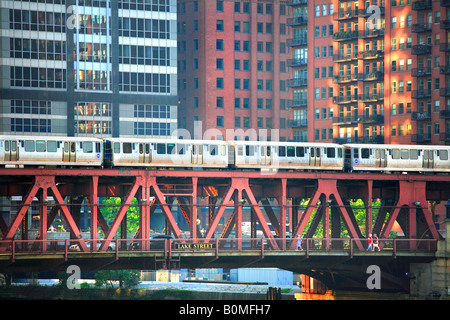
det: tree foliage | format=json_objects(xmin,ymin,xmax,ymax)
[
  {"xmin": 99, "ymin": 197, "xmax": 140, "ymax": 238},
  {"xmin": 94, "ymin": 269, "xmax": 140, "ymax": 289}
]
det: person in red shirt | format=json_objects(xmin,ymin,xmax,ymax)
[{"xmin": 367, "ymin": 233, "xmax": 373, "ymax": 251}]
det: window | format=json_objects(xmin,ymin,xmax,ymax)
[
  {"xmin": 216, "ymin": 20, "xmax": 223, "ymax": 31},
  {"xmin": 47, "ymin": 141, "xmax": 57, "ymax": 152},
  {"xmin": 36, "ymin": 140, "xmax": 46, "ymax": 152},
  {"xmin": 157, "ymin": 143, "xmax": 166, "ymax": 154},
  {"xmin": 327, "ymin": 148, "xmax": 336, "ymax": 158},
  {"xmin": 279, "ymin": 146, "xmax": 286, "ymax": 157},
  {"xmin": 83, "ymin": 141, "xmax": 93, "ymax": 153},
  {"xmin": 439, "ymin": 150, "xmax": 448, "ymax": 160},
  {"xmin": 123, "ymin": 143, "xmax": 132, "ymax": 154},
  {"xmin": 296, "ymin": 147, "xmax": 305, "ymax": 157},
  {"xmin": 361, "ymin": 148, "xmax": 370, "ymax": 159},
  {"xmin": 25, "ymin": 140, "xmax": 35, "ymax": 152}
]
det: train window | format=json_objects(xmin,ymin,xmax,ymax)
[
  {"xmin": 123, "ymin": 143, "xmax": 132, "ymax": 154},
  {"xmin": 279, "ymin": 146, "xmax": 286, "ymax": 157},
  {"xmin": 210, "ymin": 144, "xmax": 218, "ymax": 156},
  {"xmin": 401, "ymin": 149, "xmax": 409, "ymax": 160},
  {"xmin": 327, "ymin": 148, "xmax": 336, "ymax": 158},
  {"xmin": 167, "ymin": 143, "xmax": 175, "ymax": 154},
  {"xmin": 237, "ymin": 146, "xmax": 243, "ymax": 156},
  {"xmin": 114, "ymin": 142, "xmax": 120, "ymax": 153},
  {"xmin": 246, "ymin": 145, "xmax": 255, "ymax": 156},
  {"xmin": 47, "ymin": 141, "xmax": 57, "ymax": 152},
  {"xmin": 5, "ymin": 141, "xmax": 9, "ymax": 152},
  {"xmin": 96, "ymin": 142, "xmax": 101, "ymax": 153},
  {"xmin": 24, "ymin": 140, "xmax": 35, "ymax": 152},
  {"xmin": 83, "ymin": 142, "xmax": 93, "ymax": 153},
  {"xmin": 36, "ymin": 140, "xmax": 46, "ymax": 152},
  {"xmin": 338, "ymin": 148, "xmax": 343, "ymax": 158},
  {"xmin": 157, "ymin": 143, "xmax": 166, "ymax": 154},
  {"xmin": 361, "ymin": 148, "xmax": 369, "ymax": 159},
  {"xmin": 177, "ymin": 144, "xmax": 186, "ymax": 155},
  {"xmin": 221, "ymin": 145, "xmax": 227, "ymax": 156},
  {"xmin": 439, "ymin": 150, "xmax": 448, "ymax": 160},
  {"xmin": 296, "ymin": 147, "xmax": 305, "ymax": 157},
  {"xmin": 392, "ymin": 149, "xmax": 400, "ymax": 159},
  {"xmin": 353, "ymin": 148, "xmax": 358, "ymax": 159},
  {"xmin": 410, "ymin": 149, "xmax": 418, "ymax": 160},
  {"xmin": 287, "ymin": 146, "xmax": 295, "ymax": 157}
]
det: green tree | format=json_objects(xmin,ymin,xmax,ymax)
[
  {"xmin": 94, "ymin": 269, "xmax": 140, "ymax": 289},
  {"xmin": 99, "ymin": 197, "xmax": 140, "ymax": 238}
]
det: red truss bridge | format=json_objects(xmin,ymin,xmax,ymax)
[{"xmin": 0, "ymin": 168, "xmax": 448, "ymax": 292}]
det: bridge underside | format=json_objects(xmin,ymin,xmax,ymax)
[{"xmin": 0, "ymin": 168, "xmax": 448, "ymax": 292}]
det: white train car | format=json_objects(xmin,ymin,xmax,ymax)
[
  {"xmin": 104, "ymin": 138, "xmax": 229, "ymax": 168},
  {"xmin": 344, "ymin": 144, "xmax": 450, "ymax": 172},
  {"xmin": 231, "ymin": 140, "xmax": 344, "ymax": 170},
  {"xmin": 0, "ymin": 135, "xmax": 103, "ymax": 167}
]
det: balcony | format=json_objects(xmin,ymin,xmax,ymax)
[
  {"xmin": 359, "ymin": 50, "xmax": 384, "ymax": 60},
  {"xmin": 440, "ymin": 66, "xmax": 450, "ymax": 75},
  {"xmin": 287, "ymin": 99, "xmax": 308, "ymax": 108},
  {"xmin": 287, "ymin": 0, "xmax": 308, "ymax": 6},
  {"xmin": 440, "ymin": 88, "xmax": 450, "ymax": 97},
  {"xmin": 359, "ymin": 28, "xmax": 385, "ymax": 39},
  {"xmin": 440, "ymin": 132, "xmax": 450, "ymax": 142},
  {"xmin": 412, "ymin": 44, "xmax": 432, "ymax": 55},
  {"xmin": 411, "ymin": 134, "xmax": 432, "ymax": 143},
  {"xmin": 411, "ymin": 90, "xmax": 432, "ymax": 99},
  {"xmin": 440, "ymin": 42, "xmax": 450, "ymax": 52},
  {"xmin": 361, "ymin": 114, "xmax": 384, "ymax": 124},
  {"xmin": 333, "ymin": 53, "xmax": 358, "ymax": 62},
  {"xmin": 333, "ymin": 73, "xmax": 358, "ymax": 84},
  {"xmin": 358, "ymin": 6, "xmax": 385, "ymax": 18},
  {"xmin": 439, "ymin": 110, "xmax": 450, "ymax": 119},
  {"xmin": 441, "ymin": 20, "xmax": 450, "ymax": 30},
  {"xmin": 358, "ymin": 71, "xmax": 384, "ymax": 81},
  {"xmin": 288, "ymin": 119, "xmax": 308, "ymax": 128},
  {"xmin": 287, "ymin": 16, "xmax": 308, "ymax": 26},
  {"xmin": 332, "ymin": 95, "xmax": 358, "ymax": 104},
  {"xmin": 358, "ymin": 93, "xmax": 384, "ymax": 102},
  {"xmin": 412, "ymin": 0, "xmax": 432, "ymax": 10},
  {"xmin": 332, "ymin": 115, "xmax": 359, "ymax": 125},
  {"xmin": 442, "ymin": 0, "xmax": 450, "ymax": 6},
  {"xmin": 287, "ymin": 78, "xmax": 308, "ymax": 88},
  {"xmin": 358, "ymin": 135, "xmax": 385, "ymax": 144},
  {"xmin": 412, "ymin": 23, "xmax": 432, "ymax": 33},
  {"xmin": 333, "ymin": 30, "xmax": 359, "ymax": 42},
  {"xmin": 333, "ymin": 9, "xmax": 359, "ymax": 21},
  {"xmin": 287, "ymin": 37, "xmax": 307, "ymax": 47},
  {"xmin": 411, "ymin": 67, "xmax": 432, "ymax": 77},
  {"xmin": 412, "ymin": 111, "xmax": 432, "ymax": 121},
  {"xmin": 287, "ymin": 58, "xmax": 307, "ymax": 68}
]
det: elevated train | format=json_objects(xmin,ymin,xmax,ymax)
[{"xmin": 0, "ymin": 135, "xmax": 449, "ymax": 173}]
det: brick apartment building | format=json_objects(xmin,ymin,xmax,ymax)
[
  {"xmin": 177, "ymin": 0, "xmax": 292, "ymax": 141},
  {"xmin": 289, "ymin": 0, "xmax": 450, "ymax": 145}
]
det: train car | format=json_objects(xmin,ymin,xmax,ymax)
[
  {"xmin": 0, "ymin": 135, "xmax": 103, "ymax": 167},
  {"xmin": 104, "ymin": 138, "xmax": 229, "ymax": 168},
  {"xmin": 231, "ymin": 140, "xmax": 344, "ymax": 171},
  {"xmin": 344, "ymin": 144, "xmax": 450, "ymax": 173}
]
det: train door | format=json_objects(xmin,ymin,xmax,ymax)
[
  {"xmin": 4, "ymin": 140, "xmax": 18, "ymax": 161},
  {"xmin": 423, "ymin": 150, "xmax": 434, "ymax": 169},
  {"xmin": 139, "ymin": 143, "xmax": 151, "ymax": 164},
  {"xmin": 260, "ymin": 146, "xmax": 271, "ymax": 165},
  {"xmin": 309, "ymin": 147, "xmax": 321, "ymax": 166},
  {"xmin": 192, "ymin": 144, "xmax": 203, "ymax": 165},
  {"xmin": 375, "ymin": 148, "xmax": 386, "ymax": 168},
  {"xmin": 63, "ymin": 142, "xmax": 76, "ymax": 162}
]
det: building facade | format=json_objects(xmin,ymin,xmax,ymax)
[
  {"xmin": 177, "ymin": 0, "xmax": 291, "ymax": 141},
  {"xmin": 289, "ymin": 0, "xmax": 450, "ymax": 145},
  {"xmin": 0, "ymin": 0, "xmax": 178, "ymax": 138}
]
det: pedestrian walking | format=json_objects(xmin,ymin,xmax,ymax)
[
  {"xmin": 296, "ymin": 236, "xmax": 303, "ymax": 251},
  {"xmin": 367, "ymin": 233, "xmax": 373, "ymax": 251},
  {"xmin": 373, "ymin": 233, "xmax": 380, "ymax": 251}
]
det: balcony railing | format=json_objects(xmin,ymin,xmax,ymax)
[
  {"xmin": 287, "ymin": 58, "xmax": 307, "ymax": 68},
  {"xmin": 440, "ymin": 20, "xmax": 450, "ymax": 29},
  {"xmin": 333, "ymin": 74, "xmax": 358, "ymax": 84},
  {"xmin": 333, "ymin": 30, "xmax": 359, "ymax": 42},
  {"xmin": 411, "ymin": 134, "xmax": 432, "ymax": 143},
  {"xmin": 332, "ymin": 95, "xmax": 358, "ymax": 104},
  {"xmin": 412, "ymin": 111, "xmax": 432, "ymax": 121},
  {"xmin": 358, "ymin": 93, "xmax": 384, "ymax": 102},
  {"xmin": 440, "ymin": 65, "xmax": 450, "ymax": 75},
  {"xmin": 359, "ymin": 50, "xmax": 384, "ymax": 59},
  {"xmin": 287, "ymin": 0, "xmax": 308, "ymax": 6},
  {"xmin": 357, "ymin": 135, "xmax": 385, "ymax": 144},
  {"xmin": 358, "ymin": 6, "xmax": 385, "ymax": 17},
  {"xmin": 287, "ymin": 16, "xmax": 308, "ymax": 26},
  {"xmin": 412, "ymin": 44, "xmax": 432, "ymax": 55},
  {"xmin": 412, "ymin": 23, "xmax": 432, "ymax": 33},
  {"xmin": 440, "ymin": 42, "xmax": 450, "ymax": 52},
  {"xmin": 287, "ymin": 99, "xmax": 308, "ymax": 108},
  {"xmin": 287, "ymin": 78, "xmax": 308, "ymax": 88},
  {"xmin": 333, "ymin": 9, "xmax": 359, "ymax": 21},
  {"xmin": 411, "ymin": 90, "xmax": 432, "ymax": 99},
  {"xmin": 288, "ymin": 119, "xmax": 308, "ymax": 128},
  {"xmin": 287, "ymin": 37, "xmax": 307, "ymax": 47},
  {"xmin": 333, "ymin": 53, "xmax": 358, "ymax": 62},
  {"xmin": 439, "ymin": 110, "xmax": 450, "ymax": 119},
  {"xmin": 440, "ymin": 132, "xmax": 450, "ymax": 142},
  {"xmin": 359, "ymin": 28, "xmax": 385, "ymax": 39},
  {"xmin": 442, "ymin": 0, "xmax": 450, "ymax": 6},
  {"xmin": 358, "ymin": 71, "xmax": 384, "ymax": 81},
  {"xmin": 411, "ymin": 67, "xmax": 432, "ymax": 77},
  {"xmin": 362, "ymin": 114, "xmax": 384, "ymax": 123},
  {"xmin": 412, "ymin": 0, "xmax": 432, "ymax": 10},
  {"xmin": 332, "ymin": 115, "xmax": 359, "ymax": 124},
  {"xmin": 440, "ymin": 88, "xmax": 450, "ymax": 97}
]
